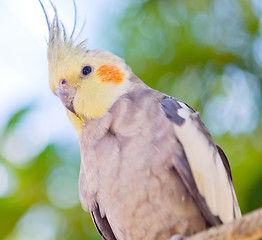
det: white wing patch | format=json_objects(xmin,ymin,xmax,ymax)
[{"xmin": 174, "ymin": 101, "xmax": 238, "ymax": 223}]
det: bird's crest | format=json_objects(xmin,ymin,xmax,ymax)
[{"xmin": 39, "ymin": 0, "xmax": 87, "ymax": 90}]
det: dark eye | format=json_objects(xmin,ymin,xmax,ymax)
[{"xmin": 82, "ymin": 66, "xmax": 92, "ymax": 76}]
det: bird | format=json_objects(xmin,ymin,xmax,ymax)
[{"xmin": 39, "ymin": 1, "xmax": 241, "ymax": 239}]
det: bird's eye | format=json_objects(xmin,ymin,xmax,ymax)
[
  {"xmin": 82, "ymin": 66, "xmax": 92, "ymax": 76},
  {"xmin": 60, "ymin": 79, "xmax": 67, "ymax": 86}
]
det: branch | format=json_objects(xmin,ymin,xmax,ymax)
[{"xmin": 185, "ymin": 208, "xmax": 262, "ymax": 240}]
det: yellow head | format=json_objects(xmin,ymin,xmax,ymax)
[{"xmin": 40, "ymin": 1, "xmax": 134, "ymax": 134}]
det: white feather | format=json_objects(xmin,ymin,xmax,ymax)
[{"xmin": 173, "ymin": 102, "xmax": 238, "ymax": 223}]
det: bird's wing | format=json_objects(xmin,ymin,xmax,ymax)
[
  {"xmin": 90, "ymin": 203, "xmax": 117, "ymax": 240},
  {"xmin": 160, "ymin": 96, "xmax": 241, "ymax": 226}
]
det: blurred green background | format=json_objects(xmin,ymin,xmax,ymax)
[{"xmin": 0, "ymin": 0, "xmax": 261, "ymax": 239}]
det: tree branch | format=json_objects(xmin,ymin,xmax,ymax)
[{"xmin": 185, "ymin": 208, "xmax": 262, "ymax": 240}]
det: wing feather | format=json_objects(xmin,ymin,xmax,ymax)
[
  {"xmin": 90, "ymin": 203, "xmax": 117, "ymax": 240},
  {"xmin": 161, "ymin": 96, "xmax": 241, "ymax": 224}
]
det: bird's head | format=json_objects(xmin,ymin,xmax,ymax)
[
  {"xmin": 40, "ymin": 1, "xmax": 133, "ymax": 133},
  {"xmin": 48, "ymin": 43, "xmax": 132, "ymax": 122}
]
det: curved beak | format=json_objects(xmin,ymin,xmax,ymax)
[{"xmin": 55, "ymin": 85, "xmax": 77, "ymax": 114}]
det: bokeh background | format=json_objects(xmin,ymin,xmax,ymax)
[{"xmin": 0, "ymin": 0, "xmax": 261, "ymax": 239}]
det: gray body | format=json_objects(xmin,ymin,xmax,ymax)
[{"xmin": 78, "ymin": 85, "xmax": 240, "ymax": 240}]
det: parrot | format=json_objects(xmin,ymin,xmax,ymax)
[{"xmin": 39, "ymin": 1, "xmax": 241, "ymax": 240}]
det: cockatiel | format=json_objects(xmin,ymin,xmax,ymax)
[{"xmin": 40, "ymin": 2, "xmax": 241, "ymax": 240}]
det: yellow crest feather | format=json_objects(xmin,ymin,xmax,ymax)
[{"xmin": 39, "ymin": 0, "xmax": 87, "ymax": 92}]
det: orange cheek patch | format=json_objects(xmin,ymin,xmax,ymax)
[{"xmin": 97, "ymin": 65, "xmax": 124, "ymax": 84}]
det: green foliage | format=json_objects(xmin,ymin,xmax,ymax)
[
  {"xmin": 2, "ymin": 105, "xmax": 34, "ymax": 136},
  {"xmin": 0, "ymin": 0, "xmax": 261, "ymax": 239},
  {"xmin": 0, "ymin": 109, "xmax": 100, "ymax": 239}
]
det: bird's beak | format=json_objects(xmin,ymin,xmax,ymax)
[{"xmin": 55, "ymin": 83, "xmax": 77, "ymax": 114}]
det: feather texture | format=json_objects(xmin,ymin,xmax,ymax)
[{"xmin": 78, "ymin": 87, "xmax": 240, "ymax": 239}]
